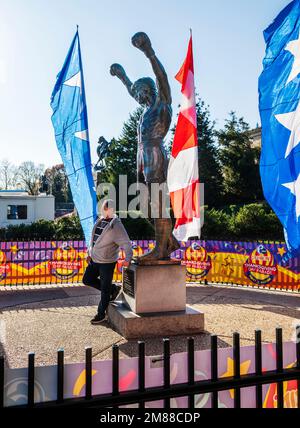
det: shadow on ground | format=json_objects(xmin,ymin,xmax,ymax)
[
  {"xmin": 1, "ymin": 284, "xmax": 299, "ymax": 323},
  {"xmin": 1, "ymin": 284, "xmax": 300, "ymax": 367},
  {"xmin": 114, "ymin": 332, "xmax": 230, "ymax": 360},
  {"xmin": 187, "ymin": 286, "xmax": 300, "ymax": 320},
  {"xmin": 0, "ymin": 286, "xmax": 93, "ymax": 310},
  {"xmin": 238, "ymin": 304, "xmax": 300, "ymax": 320},
  {"xmin": 0, "ymin": 325, "xmax": 7, "ymax": 365}
]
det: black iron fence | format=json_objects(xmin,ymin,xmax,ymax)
[{"xmin": 1, "ymin": 328, "xmax": 300, "ymax": 409}]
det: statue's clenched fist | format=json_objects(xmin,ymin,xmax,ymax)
[
  {"xmin": 98, "ymin": 136, "xmax": 109, "ymax": 145},
  {"xmin": 132, "ymin": 32, "xmax": 155, "ymax": 58},
  {"xmin": 110, "ymin": 63, "xmax": 126, "ymax": 79}
]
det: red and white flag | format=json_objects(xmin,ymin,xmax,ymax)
[{"xmin": 167, "ymin": 34, "xmax": 201, "ymax": 241}]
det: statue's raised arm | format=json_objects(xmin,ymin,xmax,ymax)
[
  {"xmin": 132, "ymin": 32, "xmax": 172, "ymax": 105},
  {"xmin": 110, "ymin": 64, "xmax": 134, "ymax": 98}
]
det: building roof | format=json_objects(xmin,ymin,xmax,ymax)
[
  {"xmin": 0, "ymin": 189, "xmax": 27, "ymax": 194},
  {"xmin": 247, "ymin": 127, "xmax": 262, "ymax": 148},
  {"xmin": 0, "ymin": 190, "xmax": 54, "ymax": 199}
]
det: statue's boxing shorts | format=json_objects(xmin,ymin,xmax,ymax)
[{"xmin": 137, "ymin": 143, "xmax": 169, "ymax": 184}]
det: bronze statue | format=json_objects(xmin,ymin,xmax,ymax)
[
  {"xmin": 110, "ymin": 32, "xmax": 180, "ymax": 263},
  {"xmin": 94, "ymin": 136, "xmax": 111, "ymax": 172}
]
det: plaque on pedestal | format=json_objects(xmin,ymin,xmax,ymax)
[
  {"xmin": 123, "ymin": 268, "xmax": 135, "ymax": 298},
  {"xmin": 122, "ymin": 263, "xmax": 186, "ymax": 314}
]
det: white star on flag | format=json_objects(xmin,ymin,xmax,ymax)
[
  {"xmin": 285, "ymin": 33, "xmax": 300, "ymax": 84},
  {"xmin": 275, "ymin": 33, "xmax": 300, "ymax": 158},
  {"xmin": 74, "ymin": 130, "xmax": 89, "ymax": 141},
  {"xmin": 64, "ymin": 71, "xmax": 82, "ymax": 93},
  {"xmin": 275, "ymin": 101, "xmax": 300, "ymax": 158},
  {"xmin": 64, "ymin": 71, "xmax": 86, "ymax": 136},
  {"xmin": 282, "ymin": 174, "xmax": 300, "ymax": 219}
]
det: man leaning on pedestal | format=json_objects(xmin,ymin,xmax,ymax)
[{"xmin": 83, "ymin": 200, "xmax": 133, "ymax": 325}]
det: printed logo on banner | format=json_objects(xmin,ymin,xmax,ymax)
[
  {"xmin": 116, "ymin": 243, "xmax": 144, "ymax": 274},
  {"xmin": 291, "ymin": 321, "xmax": 300, "ymax": 344},
  {"xmin": 116, "ymin": 249, "xmax": 125, "ymax": 275},
  {"xmin": 5, "ymin": 377, "xmax": 45, "ymax": 406},
  {"xmin": 183, "ymin": 242, "xmax": 211, "ymax": 281},
  {"xmin": 263, "ymin": 366, "xmax": 298, "ymax": 408},
  {"xmin": 243, "ymin": 245, "xmax": 277, "ymax": 285},
  {"xmin": 48, "ymin": 245, "xmax": 82, "ymax": 280},
  {"xmin": 0, "ymin": 250, "xmax": 11, "ymax": 280}
]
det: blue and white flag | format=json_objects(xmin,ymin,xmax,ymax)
[
  {"xmin": 51, "ymin": 30, "xmax": 97, "ymax": 244},
  {"xmin": 259, "ymin": 0, "xmax": 300, "ymax": 253}
]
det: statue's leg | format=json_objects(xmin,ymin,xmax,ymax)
[
  {"xmin": 166, "ymin": 209, "xmax": 181, "ymax": 254},
  {"xmin": 155, "ymin": 187, "xmax": 174, "ymax": 258},
  {"xmin": 167, "ymin": 232, "xmax": 181, "ymax": 254},
  {"xmin": 138, "ymin": 185, "xmax": 175, "ymax": 261},
  {"xmin": 138, "ymin": 218, "xmax": 171, "ymax": 261},
  {"xmin": 136, "ymin": 146, "xmax": 180, "ymax": 262},
  {"xmin": 155, "ymin": 217, "xmax": 173, "ymax": 258}
]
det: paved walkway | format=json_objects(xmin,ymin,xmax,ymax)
[{"xmin": 0, "ymin": 284, "xmax": 299, "ymax": 368}]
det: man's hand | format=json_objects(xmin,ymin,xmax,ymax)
[
  {"xmin": 132, "ymin": 32, "xmax": 155, "ymax": 58},
  {"xmin": 86, "ymin": 256, "xmax": 92, "ymax": 264},
  {"xmin": 122, "ymin": 260, "xmax": 130, "ymax": 268},
  {"xmin": 110, "ymin": 63, "xmax": 127, "ymax": 80}
]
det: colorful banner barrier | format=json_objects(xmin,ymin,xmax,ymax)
[
  {"xmin": 0, "ymin": 240, "xmax": 299, "ymax": 290},
  {"xmin": 178, "ymin": 241, "xmax": 300, "ymax": 291},
  {"xmin": 3, "ymin": 341, "xmax": 298, "ymax": 408}
]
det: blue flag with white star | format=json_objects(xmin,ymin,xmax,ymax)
[
  {"xmin": 51, "ymin": 30, "xmax": 97, "ymax": 244},
  {"xmin": 259, "ymin": 0, "xmax": 300, "ymax": 254}
]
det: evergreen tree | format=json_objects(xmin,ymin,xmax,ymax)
[
  {"xmin": 217, "ymin": 112, "xmax": 262, "ymax": 204},
  {"xmin": 196, "ymin": 99, "xmax": 223, "ymax": 207},
  {"xmin": 100, "ymin": 108, "xmax": 142, "ymax": 189},
  {"xmin": 170, "ymin": 98, "xmax": 223, "ymax": 207}
]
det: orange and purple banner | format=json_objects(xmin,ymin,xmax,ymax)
[{"xmin": 0, "ymin": 240, "xmax": 299, "ymax": 290}]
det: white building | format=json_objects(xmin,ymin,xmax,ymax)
[
  {"xmin": 248, "ymin": 127, "xmax": 262, "ymax": 148},
  {"xmin": 0, "ymin": 190, "xmax": 55, "ymax": 228}
]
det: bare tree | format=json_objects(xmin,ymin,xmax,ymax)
[
  {"xmin": 17, "ymin": 161, "xmax": 45, "ymax": 195},
  {"xmin": 0, "ymin": 159, "xmax": 19, "ymax": 190},
  {"xmin": 43, "ymin": 164, "xmax": 71, "ymax": 202}
]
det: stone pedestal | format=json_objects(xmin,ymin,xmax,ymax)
[
  {"xmin": 122, "ymin": 263, "xmax": 186, "ymax": 314},
  {"xmin": 107, "ymin": 297, "xmax": 205, "ymax": 339},
  {"xmin": 107, "ymin": 262, "xmax": 205, "ymax": 339}
]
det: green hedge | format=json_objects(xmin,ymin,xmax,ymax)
[
  {"xmin": 0, "ymin": 204, "xmax": 284, "ymax": 242},
  {"xmin": 201, "ymin": 208, "xmax": 232, "ymax": 240},
  {"xmin": 229, "ymin": 203, "xmax": 283, "ymax": 241},
  {"xmin": 0, "ymin": 215, "xmax": 154, "ymax": 241},
  {"xmin": 0, "ymin": 217, "xmax": 83, "ymax": 241},
  {"xmin": 201, "ymin": 203, "xmax": 283, "ymax": 241}
]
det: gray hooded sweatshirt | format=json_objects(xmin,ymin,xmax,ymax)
[{"xmin": 88, "ymin": 215, "xmax": 133, "ymax": 264}]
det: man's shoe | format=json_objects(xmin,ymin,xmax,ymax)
[
  {"xmin": 110, "ymin": 284, "xmax": 121, "ymax": 302},
  {"xmin": 90, "ymin": 314, "xmax": 106, "ymax": 325}
]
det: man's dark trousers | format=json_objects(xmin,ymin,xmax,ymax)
[{"xmin": 82, "ymin": 260, "xmax": 117, "ymax": 317}]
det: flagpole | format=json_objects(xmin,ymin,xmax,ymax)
[
  {"xmin": 51, "ymin": 26, "xmax": 97, "ymax": 244},
  {"xmin": 168, "ymin": 27, "xmax": 200, "ymax": 241}
]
